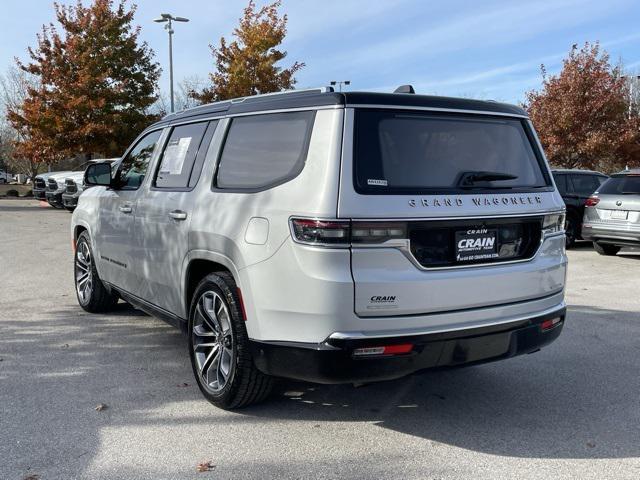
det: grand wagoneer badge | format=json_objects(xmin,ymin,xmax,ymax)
[{"xmin": 409, "ymin": 196, "xmax": 543, "ymax": 207}]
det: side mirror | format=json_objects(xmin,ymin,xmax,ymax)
[{"xmin": 85, "ymin": 162, "xmax": 112, "ymax": 187}]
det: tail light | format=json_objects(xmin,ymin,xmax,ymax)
[
  {"xmin": 290, "ymin": 218, "xmax": 408, "ymax": 246},
  {"xmin": 351, "ymin": 222, "xmax": 407, "ymax": 243},
  {"xmin": 542, "ymin": 213, "xmax": 565, "ymax": 236},
  {"xmin": 290, "ymin": 219, "xmax": 351, "ymax": 246},
  {"xmin": 585, "ymin": 196, "xmax": 600, "ymax": 207}
]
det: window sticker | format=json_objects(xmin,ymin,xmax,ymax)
[
  {"xmin": 159, "ymin": 137, "xmax": 192, "ymax": 175},
  {"xmin": 367, "ymin": 178, "xmax": 388, "ymax": 186}
]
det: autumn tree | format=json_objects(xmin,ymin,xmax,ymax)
[
  {"xmin": 524, "ymin": 42, "xmax": 640, "ymax": 172},
  {"xmin": 8, "ymin": 0, "xmax": 160, "ymax": 162},
  {"xmin": 194, "ymin": 0, "xmax": 304, "ymax": 103},
  {"xmin": 0, "ymin": 67, "xmax": 54, "ymax": 179}
]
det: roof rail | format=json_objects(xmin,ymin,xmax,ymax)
[{"xmin": 230, "ymin": 86, "xmax": 335, "ymax": 104}]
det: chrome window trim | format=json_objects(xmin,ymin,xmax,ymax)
[{"xmin": 156, "ymin": 105, "xmax": 341, "ymax": 129}]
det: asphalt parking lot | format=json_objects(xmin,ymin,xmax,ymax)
[{"xmin": 1, "ymin": 199, "xmax": 639, "ymax": 480}]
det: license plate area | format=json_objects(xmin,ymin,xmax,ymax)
[
  {"xmin": 610, "ymin": 210, "xmax": 629, "ymax": 220},
  {"xmin": 409, "ymin": 217, "xmax": 543, "ymax": 268},
  {"xmin": 455, "ymin": 228, "xmax": 498, "ymax": 262}
]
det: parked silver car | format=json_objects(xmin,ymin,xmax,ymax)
[
  {"xmin": 71, "ymin": 87, "xmax": 567, "ymax": 409},
  {"xmin": 582, "ymin": 169, "xmax": 640, "ymax": 255},
  {"xmin": 33, "ymin": 172, "xmax": 61, "ymax": 201}
]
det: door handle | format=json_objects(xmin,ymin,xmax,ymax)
[
  {"xmin": 169, "ymin": 210, "xmax": 188, "ymax": 221},
  {"xmin": 119, "ymin": 205, "xmax": 133, "ymax": 214}
]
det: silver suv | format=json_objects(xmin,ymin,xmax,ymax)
[
  {"xmin": 582, "ymin": 169, "xmax": 640, "ymax": 254},
  {"xmin": 71, "ymin": 87, "xmax": 567, "ymax": 409}
]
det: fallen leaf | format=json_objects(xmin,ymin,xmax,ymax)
[
  {"xmin": 196, "ymin": 461, "xmax": 216, "ymax": 472},
  {"xmin": 177, "ymin": 383, "xmax": 190, "ymax": 388},
  {"xmin": 62, "ymin": 344, "xmax": 69, "ymax": 349},
  {"xmin": 587, "ymin": 441, "xmax": 596, "ymax": 448},
  {"xmin": 23, "ymin": 475, "xmax": 39, "ymax": 480},
  {"xmin": 95, "ymin": 403, "xmax": 108, "ymax": 411},
  {"xmin": 283, "ymin": 391, "xmax": 304, "ymax": 397}
]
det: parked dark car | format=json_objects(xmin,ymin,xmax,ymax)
[{"xmin": 552, "ymin": 169, "xmax": 608, "ymax": 247}]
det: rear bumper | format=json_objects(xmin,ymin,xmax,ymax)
[
  {"xmin": 250, "ymin": 305, "xmax": 566, "ymax": 384},
  {"xmin": 582, "ymin": 223, "xmax": 640, "ymax": 246}
]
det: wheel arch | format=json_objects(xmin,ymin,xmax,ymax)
[{"xmin": 183, "ymin": 251, "xmax": 244, "ymax": 321}]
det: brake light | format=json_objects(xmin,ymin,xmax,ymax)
[
  {"xmin": 290, "ymin": 218, "xmax": 351, "ymax": 246},
  {"xmin": 542, "ymin": 213, "xmax": 565, "ymax": 235},
  {"xmin": 352, "ymin": 344, "xmax": 413, "ymax": 357},
  {"xmin": 585, "ymin": 196, "xmax": 600, "ymax": 207}
]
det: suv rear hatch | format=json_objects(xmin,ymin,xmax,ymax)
[
  {"xmin": 338, "ymin": 107, "xmax": 565, "ymax": 317},
  {"xmin": 586, "ymin": 174, "xmax": 640, "ymax": 225}
]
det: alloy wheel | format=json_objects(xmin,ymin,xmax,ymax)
[
  {"xmin": 192, "ymin": 291, "xmax": 235, "ymax": 393},
  {"xmin": 75, "ymin": 240, "xmax": 93, "ymax": 304}
]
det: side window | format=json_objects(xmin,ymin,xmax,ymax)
[
  {"xmin": 553, "ymin": 174, "xmax": 567, "ymax": 194},
  {"xmin": 595, "ymin": 175, "xmax": 608, "ymax": 186},
  {"xmin": 570, "ymin": 174, "xmax": 600, "ymax": 195},
  {"xmin": 154, "ymin": 122, "xmax": 208, "ymax": 189},
  {"xmin": 216, "ymin": 111, "xmax": 315, "ymax": 190},
  {"xmin": 116, "ymin": 130, "xmax": 162, "ymax": 190}
]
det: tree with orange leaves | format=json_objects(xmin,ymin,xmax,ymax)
[
  {"xmin": 194, "ymin": 1, "xmax": 304, "ymax": 103},
  {"xmin": 8, "ymin": 0, "xmax": 160, "ymax": 164},
  {"xmin": 524, "ymin": 42, "xmax": 640, "ymax": 172}
]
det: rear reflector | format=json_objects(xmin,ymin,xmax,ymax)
[
  {"xmin": 237, "ymin": 288, "xmax": 247, "ymax": 321},
  {"xmin": 540, "ymin": 317, "xmax": 562, "ymax": 331},
  {"xmin": 353, "ymin": 343, "xmax": 413, "ymax": 357}
]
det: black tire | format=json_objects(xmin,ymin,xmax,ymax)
[
  {"xmin": 593, "ymin": 242, "xmax": 620, "ymax": 256},
  {"xmin": 65, "ymin": 207, "xmax": 75, "ymax": 212},
  {"xmin": 74, "ymin": 231, "xmax": 119, "ymax": 312},
  {"xmin": 565, "ymin": 215, "xmax": 579, "ymax": 249},
  {"xmin": 188, "ymin": 272, "xmax": 273, "ymax": 409}
]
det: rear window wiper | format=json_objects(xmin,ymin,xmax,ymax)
[{"xmin": 458, "ymin": 171, "xmax": 518, "ymax": 187}]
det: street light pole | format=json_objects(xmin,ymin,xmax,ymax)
[
  {"xmin": 623, "ymin": 75, "xmax": 640, "ymax": 120},
  {"xmin": 154, "ymin": 13, "xmax": 189, "ymax": 114}
]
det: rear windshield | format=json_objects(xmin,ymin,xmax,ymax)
[
  {"xmin": 597, "ymin": 175, "xmax": 640, "ymax": 195},
  {"xmin": 354, "ymin": 110, "xmax": 550, "ymax": 194}
]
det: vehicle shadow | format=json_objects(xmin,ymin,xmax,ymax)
[{"xmin": 242, "ymin": 304, "xmax": 640, "ymax": 460}]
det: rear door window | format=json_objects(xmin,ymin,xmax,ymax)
[
  {"xmin": 154, "ymin": 122, "xmax": 208, "ymax": 189},
  {"xmin": 216, "ymin": 111, "xmax": 315, "ymax": 190},
  {"xmin": 354, "ymin": 110, "xmax": 549, "ymax": 194}
]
